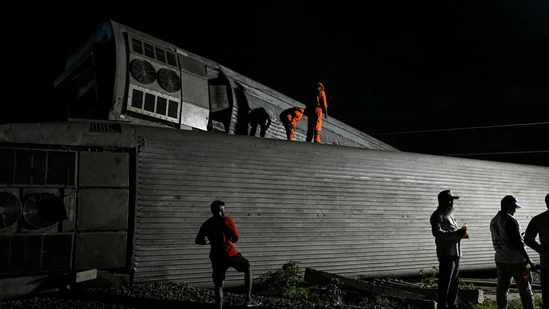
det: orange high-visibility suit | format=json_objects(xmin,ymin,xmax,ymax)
[
  {"xmin": 306, "ymin": 82, "xmax": 328, "ymax": 143},
  {"xmin": 279, "ymin": 107, "xmax": 305, "ymax": 141}
]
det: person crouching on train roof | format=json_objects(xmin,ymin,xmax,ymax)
[
  {"xmin": 430, "ymin": 190, "xmax": 467, "ymax": 309},
  {"xmin": 195, "ymin": 200, "xmax": 262, "ymax": 308},
  {"xmin": 249, "ymin": 107, "xmax": 272, "ymax": 138},
  {"xmin": 279, "ymin": 107, "xmax": 306, "ymax": 141}
]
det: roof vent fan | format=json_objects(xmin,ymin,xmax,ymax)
[
  {"xmin": 23, "ymin": 193, "xmax": 67, "ymax": 229},
  {"xmin": 158, "ymin": 68, "xmax": 181, "ymax": 93},
  {"xmin": 130, "ymin": 59, "xmax": 157, "ymax": 85},
  {"xmin": 0, "ymin": 192, "xmax": 22, "ymax": 231}
]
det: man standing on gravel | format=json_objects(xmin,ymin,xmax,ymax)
[
  {"xmin": 430, "ymin": 190, "xmax": 468, "ymax": 309},
  {"xmin": 490, "ymin": 195, "xmax": 535, "ymax": 309},
  {"xmin": 524, "ymin": 193, "xmax": 549, "ymax": 309},
  {"xmin": 195, "ymin": 200, "xmax": 262, "ymax": 308}
]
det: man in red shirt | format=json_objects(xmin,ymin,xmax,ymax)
[{"xmin": 195, "ymin": 200, "xmax": 262, "ymax": 308}]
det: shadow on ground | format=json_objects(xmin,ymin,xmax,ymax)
[{"xmin": 29, "ymin": 290, "xmax": 246, "ymax": 309}]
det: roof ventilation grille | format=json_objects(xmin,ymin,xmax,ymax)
[{"xmin": 89, "ymin": 123, "xmax": 122, "ymax": 133}]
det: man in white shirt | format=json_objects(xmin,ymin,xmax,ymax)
[
  {"xmin": 524, "ymin": 193, "xmax": 549, "ymax": 309},
  {"xmin": 430, "ymin": 190, "xmax": 467, "ymax": 309},
  {"xmin": 490, "ymin": 195, "xmax": 535, "ymax": 309}
]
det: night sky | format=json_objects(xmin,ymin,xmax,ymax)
[{"xmin": 8, "ymin": 2, "xmax": 549, "ymax": 166}]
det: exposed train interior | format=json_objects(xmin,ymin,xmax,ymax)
[{"xmin": 53, "ymin": 29, "xmax": 116, "ymax": 121}]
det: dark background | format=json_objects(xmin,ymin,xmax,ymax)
[{"xmin": 7, "ymin": 2, "xmax": 549, "ymax": 166}]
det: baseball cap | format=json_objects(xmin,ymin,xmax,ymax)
[
  {"xmin": 501, "ymin": 195, "xmax": 521, "ymax": 208},
  {"xmin": 210, "ymin": 200, "xmax": 226, "ymax": 211},
  {"xmin": 438, "ymin": 190, "xmax": 460, "ymax": 202}
]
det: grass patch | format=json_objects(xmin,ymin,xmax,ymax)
[
  {"xmin": 254, "ymin": 260, "xmax": 345, "ymax": 305},
  {"xmin": 254, "ymin": 261, "xmax": 425, "ymax": 308},
  {"xmin": 473, "ymin": 294, "xmax": 543, "ymax": 309}
]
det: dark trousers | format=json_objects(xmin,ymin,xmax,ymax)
[
  {"xmin": 249, "ymin": 123, "xmax": 268, "ymax": 138},
  {"xmin": 495, "ymin": 262, "xmax": 534, "ymax": 309},
  {"xmin": 542, "ymin": 267, "xmax": 548, "ymax": 309},
  {"xmin": 306, "ymin": 107, "xmax": 322, "ymax": 143},
  {"xmin": 438, "ymin": 256, "xmax": 460, "ymax": 309}
]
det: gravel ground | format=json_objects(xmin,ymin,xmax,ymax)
[
  {"xmin": 3, "ymin": 272, "xmax": 541, "ymax": 309},
  {"xmin": 0, "ymin": 282, "xmax": 411, "ymax": 309}
]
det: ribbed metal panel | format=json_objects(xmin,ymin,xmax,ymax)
[{"xmin": 133, "ymin": 131, "xmax": 549, "ymax": 285}]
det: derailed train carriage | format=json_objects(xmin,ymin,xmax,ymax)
[
  {"xmin": 52, "ymin": 19, "xmax": 396, "ymax": 150},
  {"xmin": 0, "ymin": 121, "xmax": 548, "ymax": 288},
  {"xmin": 0, "ymin": 19, "xmax": 548, "ymax": 293}
]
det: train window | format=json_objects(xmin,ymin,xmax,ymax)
[
  {"xmin": 33, "ymin": 151, "xmax": 47, "ymax": 185},
  {"xmin": 7, "ymin": 150, "xmax": 76, "ymax": 186},
  {"xmin": 143, "ymin": 43, "xmax": 155, "ymax": 58},
  {"xmin": 14, "ymin": 150, "xmax": 32, "ymax": 184},
  {"xmin": 168, "ymin": 100, "xmax": 178, "ymax": 119},
  {"xmin": 155, "ymin": 47, "xmax": 166, "ymax": 63},
  {"xmin": 128, "ymin": 86, "xmax": 180, "ymax": 122},
  {"xmin": 131, "ymin": 89, "xmax": 144, "ymax": 109},
  {"xmin": 47, "ymin": 151, "xmax": 76, "ymax": 186},
  {"xmin": 166, "ymin": 52, "xmax": 177, "ymax": 67},
  {"xmin": 6, "ymin": 150, "xmax": 48, "ymax": 185},
  {"xmin": 156, "ymin": 97, "xmax": 167, "ymax": 116},
  {"xmin": 132, "ymin": 38, "xmax": 143, "ymax": 54},
  {"xmin": 0, "ymin": 149, "xmax": 15, "ymax": 184},
  {"xmin": 144, "ymin": 93, "xmax": 156, "ymax": 112}
]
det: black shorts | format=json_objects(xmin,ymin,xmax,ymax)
[{"xmin": 210, "ymin": 252, "xmax": 250, "ymax": 284}]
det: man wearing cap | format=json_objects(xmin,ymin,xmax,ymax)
[
  {"xmin": 430, "ymin": 190, "xmax": 467, "ymax": 309},
  {"xmin": 490, "ymin": 195, "xmax": 535, "ymax": 309},
  {"xmin": 524, "ymin": 193, "xmax": 549, "ymax": 309},
  {"xmin": 195, "ymin": 200, "xmax": 262, "ymax": 308}
]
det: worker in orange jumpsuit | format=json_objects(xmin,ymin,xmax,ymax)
[
  {"xmin": 306, "ymin": 82, "xmax": 328, "ymax": 143},
  {"xmin": 279, "ymin": 107, "xmax": 305, "ymax": 141}
]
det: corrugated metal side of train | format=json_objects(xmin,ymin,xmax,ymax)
[{"xmin": 132, "ymin": 131, "xmax": 549, "ymax": 285}]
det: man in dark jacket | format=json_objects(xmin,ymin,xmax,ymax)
[
  {"xmin": 490, "ymin": 195, "xmax": 535, "ymax": 309},
  {"xmin": 524, "ymin": 193, "xmax": 549, "ymax": 309},
  {"xmin": 430, "ymin": 190, "xmax": 468, "ymax": 309}
]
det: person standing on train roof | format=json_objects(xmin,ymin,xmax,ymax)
[
  {"xmin": 195, "ymin": 200, "xmax": 262, "ymax": 308},
  {"xmin": 306, "ymin": 82, "xmax": 328, "ymax": 143},
  {"xmin": 430, "ymin": 190, "xmax": 468, "ymax": 309}
]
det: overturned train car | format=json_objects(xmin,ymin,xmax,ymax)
[
  {"xmin": 0, "ymin": 121, "xmax": 547, "ymax": 287},
  {"xmin": 53, "ymin": 19, "xmax": 396, "ymax": 151}
]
